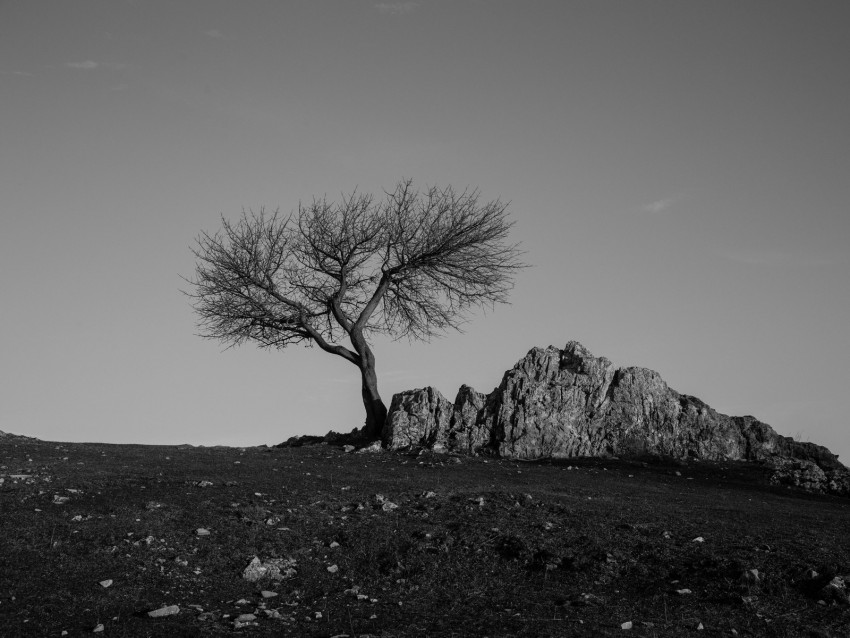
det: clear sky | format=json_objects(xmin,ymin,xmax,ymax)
[{"xmin": 2, "ymin": 1, "xmax": 848, "ymax": 462}]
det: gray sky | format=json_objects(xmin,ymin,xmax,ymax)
[{"xmin": 2, "ymin": 1, "xmax": 848, "ymax": 461}]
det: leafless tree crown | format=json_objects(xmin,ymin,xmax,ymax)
[{"xmin": 188, "ymin": 179, "xmax": 525, "ymax": 357}]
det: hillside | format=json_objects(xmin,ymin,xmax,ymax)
[{"xmin": 1, "ymin": 436, "xmax": 849, "ymax": 636}]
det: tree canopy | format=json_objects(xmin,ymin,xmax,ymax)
[{"xmin": 188, "ymin": 178, "xmax": 525, "ymax": 437}]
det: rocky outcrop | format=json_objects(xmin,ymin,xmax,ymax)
[
  {"xmin": 383, "ymin": 387, "xmax": 454, "ymax": 450},
  {"xmin": 384, "ymin": 341, "xmax": 849, "ymax": 495}
]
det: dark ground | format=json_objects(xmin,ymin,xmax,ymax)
[{"xmin": 1, "ymin": 435, "xmax": 848, "ymax": 637}]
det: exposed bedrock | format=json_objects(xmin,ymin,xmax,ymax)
[{"xmin": 383, "ymin": 341, "xmax": 848, "ymax": 495}]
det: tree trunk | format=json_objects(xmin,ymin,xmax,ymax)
[
  {"xmin": 348, "ymin": 329, "xmax": 387, "ymax": 439},
  {"xmin": 360, "ymin": 362, "xmax": 387, "ymax": 439}
]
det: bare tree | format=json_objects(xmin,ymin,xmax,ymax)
[{"xmin": 187, "ymin": 179, "xmax": 525, "ymax": 438}]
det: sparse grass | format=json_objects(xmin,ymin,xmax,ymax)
[{"xmin": 1, "ymin": 438, "xmax": 849, "ymax": 637}]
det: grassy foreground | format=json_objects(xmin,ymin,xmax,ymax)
[{"xmin": 1, "ymin": 435, "xmax": 849, "ymax": 637}]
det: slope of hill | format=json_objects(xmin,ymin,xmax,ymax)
[{"xmin": 1, "ymin": 436, "xmax": 849, "ymax": 636}]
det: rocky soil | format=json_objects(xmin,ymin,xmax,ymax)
[{"xmin": 2, "ymin": 435, "xmax": 849, "ymax": 637}]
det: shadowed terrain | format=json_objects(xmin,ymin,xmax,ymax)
[{"xmin": 1, "ymin": 434, "xmax": 849, "ymax": 637}]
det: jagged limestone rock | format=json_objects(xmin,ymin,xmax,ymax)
[
  {"xmin": 385, "ymin": 340, "xmax": 849, "ymax": 495},
  {"xmin": 448, "ymin": 385, "xmax": 495, "ymax": 455},
  {"xmin": 383, "ymin": 386, "xmax": 453, "ymax": 450}
]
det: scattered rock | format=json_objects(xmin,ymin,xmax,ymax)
[
  {"xmin": 148, "ymin": 605, "xmax": 180, "ymax": 618},
  {"xmin": 676, "ymin": 589, "xmax": 693, "ymax": 595},
  {"xmin": 52, "ymin": 495, "xmax": 70, "ymax": 505},
  {"xmin": 819, "ymin": 576, "xmax": 849, "ymax": 604},
  {"xmin": 327, "ymin": 564, "xmax": 339, "ymax": 573},
  {"xmin": 99, "ymin": 579, "xmax": 113, "ymax": 588},
  {"xmin": 740, "ymin": 569, "xmax": 761, "ymax": 584},
  {"xmin": 260, "ymin": 590, "xmax": 278, "ymax": 599},
  {"xmin": 196, "ymin": 528, "xmax": 210, "ymax": 536},
  {"xmin": 343, "ymin": 445, "xmax": 356, "ymax": 453},
  {"xmin": 357, "ymin": 441, "xmax": 383, "ymax": 454},
  {"xmin": 374, "ymin": 494, "xmax": 399, "ymax": 511},
  {"xmin": 92, "ymin": 624, "xmax": 104, "ymax": 633},
  {"xmin": 243, "ymin": 556, "xmax": 298, "ymax": 582},
  {"xmin": 195, "ymin": 480, "xmax": 214, "ymax": 488},
  {"xmin": 799, "ymin": 568, "xmax": 819, "ymax": 581},
  {"xmin": 234, "ymin": 619, "xmax": 257, "ymax": 629},
  {"xmin": 621, "ymin": 621, "xmax": 633, "ymax": 630},
  {"xmin": 235, "ymin": 613, "xmax": 257, "ymax": 622}
]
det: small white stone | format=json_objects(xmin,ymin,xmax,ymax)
[
  {"xmin": 99, "ymin": 579, "xmax": 113, "ymax": 588},
  {"xmin": 621, "ymin": 620, "xmax": 633, "ymax": 630},
  {"xmin": 327, "ymin": 564, "xmax": 339, "ymax": 573},
  {"xmin": 92, "ymin": 624, "xmax": 104, "ymax": 633}
]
